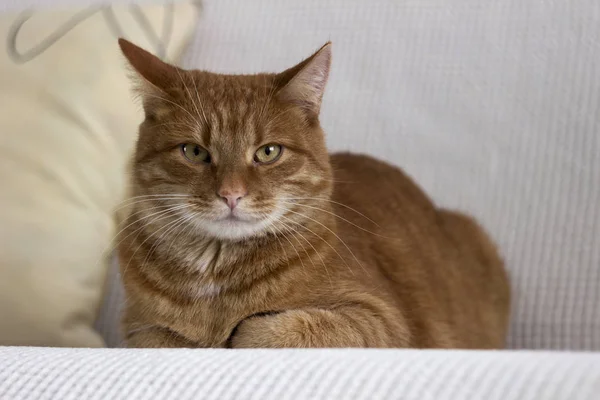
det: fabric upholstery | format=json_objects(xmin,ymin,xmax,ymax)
[
  {"xmin": 0, "ymin": 0, "xmax": 197, "ymax": 347},
  {"xmin": 1, "ymin": 347, "xmax": 600, "ymax": 400}
]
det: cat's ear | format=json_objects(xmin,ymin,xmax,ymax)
[
  {"xmin": 276, "ymin": 42, "xmax": 332, "ymax": 119},
  {"xmin": 118, "ymin": 38, "xmax": 179, "ymax": 118},
  {"xmin": 118, "ymin": 38, "xmax": 178, "ymax": 91}
]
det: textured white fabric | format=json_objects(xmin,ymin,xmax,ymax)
[
  {"xmin": 94, "ymin": 255, "xmax": 125, "ymax": 348},
  {"xmin": 178, "ymin": 0, "xmax": 600, "ymax": 351},
  {"xmin": 0, "ymin": 0, "xmax": 153, "ymax": 13},
  {"xmin": 1, "ymin": 347, "xmax": 599, "ymax": 400}
]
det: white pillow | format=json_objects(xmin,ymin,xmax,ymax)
[{"xmin": 0, "ymin": 1, "xmax": 198, "ymax": 347}]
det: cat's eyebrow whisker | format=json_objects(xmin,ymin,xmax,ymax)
[
  {"xmin": 149, "ymin": 121, "xmax": 198, "ymax": 130},
  {"xmin": 278, "ymin": 201, "xmax": 395, "ymax": 239},
  {"xmin": 192, "ymin": 79, "xmax": 210, "ymax": 128},
  {"xmin": 142, "ymin": 93, "xmax": 198, "ymax": 124},
  {"xmin": 174, "ymin": 67, "xmax": 210, "ymax": 128},
  {"xmin": 265, "ymin": 106, "xmax": 297, "ymax": 129},
  {"xmin": 258, "ymin": 77, "xmax": 277, "ymax": 124},
  {"xmin": 278, "ymin": 212, "xmax": 354, "ymax": 277},
  {"xmin": 276, "ymin": 206, "xmax": 370, "ymax": 277},
  {"xmin": 278, "ymin": 197, "xmax": 380, "ymax": 227}
]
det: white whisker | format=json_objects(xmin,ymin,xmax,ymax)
[
  {"xmin": 122, "ymin": 213, "xmax": 190, "ymax": 277},
  {"xmin": 279, "ymin": 201, "xmax": 394, "ymax": 239},
  {"xmin": 276, "ymin": 206, "xmax": 370, "ymax": 276},
  {"xmin": 278, "ymin": 219, "xmax": 332, "ymax": 287},
  {"xmin": 142, "ymin": 93, "xmax": 198, "ymax": 123},
  {"xmin": 278, "ymin": 213, "xmax": 354, "ymax": 276},
  {"xmin": 279, "ymin": 196, "xmax": 379, "ymax": 227}
]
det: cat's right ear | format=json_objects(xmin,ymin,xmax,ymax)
[{"xmin": 118, "ymin": 39, "xmax": 178, "ymax": 117}]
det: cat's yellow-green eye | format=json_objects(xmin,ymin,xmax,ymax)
[
  {"xmin": 254, "ymin": 144, "xmax": 283, "ymax": 164},
  {"xmin": 181, "ymin": 143, "xmax": 211, "ymax": 164}
]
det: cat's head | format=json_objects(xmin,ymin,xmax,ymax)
[{"xmin": 119, "ymin": 39, "xmax": 333, "ymax": 241}]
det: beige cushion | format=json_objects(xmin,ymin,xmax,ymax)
[{"xmin": 0, "ymin": 2, "xmax": 198, "ymax": 347}]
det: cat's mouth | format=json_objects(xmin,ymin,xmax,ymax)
[
  {"xmin": 217, "ymin": 209, "xmax": 263, "ymax": 224},
  {"xmin": 221, "ymin": 213, "xmax": 245, "ymax": 222}
]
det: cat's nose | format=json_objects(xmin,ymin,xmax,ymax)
[{"xmin": 218, "ymin": 189, "xmax": 247, "ymax": 210}]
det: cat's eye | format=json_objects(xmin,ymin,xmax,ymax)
[
  {"xmin": 254, "ymin": 144, "xmax": 283, "ymax": 164},
  {"xmin": 181, "ymin": 143, "xmax": 211, "ymax": 164}
]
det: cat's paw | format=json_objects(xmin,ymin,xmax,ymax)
[{"xmin": 229, "ymin": 309, "xmax": 346, "ymax": 348}]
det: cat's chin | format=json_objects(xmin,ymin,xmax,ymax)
[{"xmin": 191, "ymin": 208, "xmax": 286, "ymax": 241}]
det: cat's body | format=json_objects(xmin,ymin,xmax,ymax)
[{"xmin": 118, "ymin": 39, "xmax": 510, "ymax": 348}]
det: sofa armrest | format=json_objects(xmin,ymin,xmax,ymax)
[{"xmin": 1, "ymin": 347, "xmax": 599, "ymax": 399}]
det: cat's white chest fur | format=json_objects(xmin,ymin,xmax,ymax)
[
  {"xmin": 194, "ymin": 281, "xmax": 221, "ymax": 298},
  {"xmin": 179, "ymin": 239, "xmax": 223, "ymax": 298}
]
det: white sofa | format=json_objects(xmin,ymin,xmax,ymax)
[{"xmin": 1, "ymin": 0, "xmax": 599, "ymax": 398}]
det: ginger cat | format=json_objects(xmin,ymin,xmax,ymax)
[{"xmin": 117, "ymin": 39, "xmax": 510, "ymax": 348}]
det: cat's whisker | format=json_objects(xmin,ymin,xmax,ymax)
[
  {"xmin": 117, "ymin": 194, "xmax": 191, "ymax": 203},
  {"xmin": 164, "ymin": 213, "xmax": 198, "ymax": 257},
  {"xmin": 112, "ymin": 204, "xmax": 191, "ymax": 250},
  {"xmin": 136, "ymin": 214, "xmax": 189, "ymax": 277},
  {"xmin": 277, "ymin": 219, "xmax": 332, "ymax": 287},
  {"xmin": 142, "ymin": 93, "xmax": 198, "ymax": 124},
  {"xmin": 267, "ymin": 225, "xmax": 293, "ymax": 270},
  {"xmin": 276, "ymin": 206, "xmax": 370, "ymax": 277},
  {"xmin": 92, "ymin": 204, "xmax": 191, "ymax": 274},
  {"xmin": 265, "ymin": 106, "xmax": 297, "ymax": 129},
  {"xmin": 149, "ymin": 121, "xmax": 198, "ymax": 130},
  {"xmin": 193, "ymin": 83, "xmax": 210, "ymax": 128},
  {"xmin": 113, "ymin": 196, "xmax": 192, "ymax": 213},
  {"xmin": 121, "ymin": 204, "xmax": 188, "ymax": 226},
  {"xmin": 258, "ymin": 76, "xmax": 277, "ymax": 124},
  {"xmin": 175, "ymin": 67, "xmax": 209, "ymax": 129},
  {"xmin": 141, "ymin": 213, "xmax": 192, "ymax": 273},
  {"xmin": 270, "ymin": 222, "xmax": 307, "ymax": 273},
  {"xmin": 278, "ymin": 213, "xmax": 353, "ymax": 277},
  {"xmin": 278, "ymin": 197, "xmax": 380, "ymax": 227},
  {"xmin": 278, "ymin": 201, "xmax": 395, "ymax": 239},
  {"xmin": 316, "ymin": 178, "xmax": 356, "ymax": 183},
  {"xmin": 114, "ymin": 193, "xmax": 191, "ymax": 206},
  {"xmin": 123, "ymin": 212, "xmax": 191, "ymax": 277}
]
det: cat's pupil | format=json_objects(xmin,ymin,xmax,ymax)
[
  {"xmin": 193, "ymin": 146, "xmax": 200, "ymax": 156},
  {"xmin": 265, "ymin": 147, "xmax": 272, "ymax": 155}
]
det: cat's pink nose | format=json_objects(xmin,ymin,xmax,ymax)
[{"xmin": 218, "ymin": 189, "xmax": 247, "ymax": 210}]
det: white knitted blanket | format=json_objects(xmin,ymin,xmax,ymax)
[{"xmin": 1, "ymin": 347, "xmax": 599, "ymax": 400}]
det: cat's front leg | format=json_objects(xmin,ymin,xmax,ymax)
[
  {"xmin": 125, "ymin": 326, "xmax": 197, "ymax": 348},
  {"xmin": 230, "ymin": 307, "xmax": 400, "ymax": 348}
]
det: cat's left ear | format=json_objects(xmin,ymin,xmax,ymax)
[
  {"xmin": 118, "ymin": 38, "xmax": 178, "ymax": 92},
  {"xmin": 276, "ymin": 42, "xmax": 332, "ymax": 119},
  {"xmin": 118, "ymin": 38, "xmax": 181, "ymax": 118}
]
